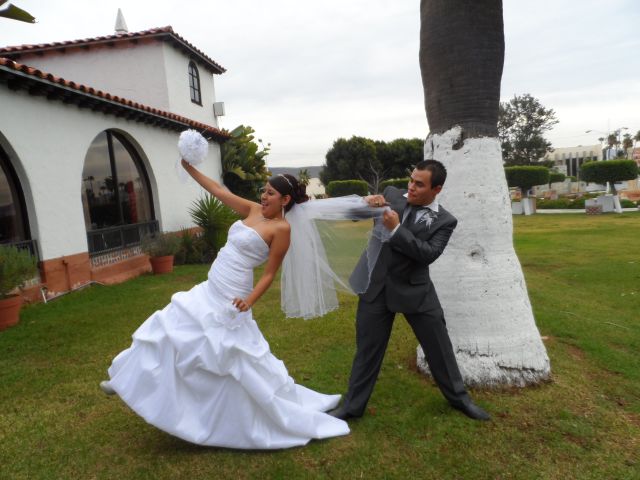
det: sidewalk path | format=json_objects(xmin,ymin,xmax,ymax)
[{"xmin": 535, "ymin": 208, "xmax": 639, "ymax": 214}]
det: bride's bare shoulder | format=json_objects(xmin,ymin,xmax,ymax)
[{"xmin": 276, "ymin": 219, "xmax": 291, "ymax": 235}]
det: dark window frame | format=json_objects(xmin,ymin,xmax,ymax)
[
  {"xmin": 0, "ymin": 144, "xmax": 31, "ymax": 245},
  {"xmin": 83, "ymin": 130, "xmax": 156, "ymax": 254},
  {"xmin": 188, "ymin": 61, "xmax": 202, "ymax": 106}
]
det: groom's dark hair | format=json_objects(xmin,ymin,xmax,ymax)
[{"xmin": 416, "ymin": 159, "xmax": 447, "ymax": 188}]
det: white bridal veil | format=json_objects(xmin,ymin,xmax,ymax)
[{"xmin": 281, "ymin": 196, "xmax": 390, "ymax": 319}]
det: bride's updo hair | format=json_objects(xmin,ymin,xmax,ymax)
[{"xmin": 268, "ymin": 173, "xmax": 309, "ymax": 212}]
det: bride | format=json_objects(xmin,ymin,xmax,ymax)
[{"xmin": 100, "ymin": 159, "xmax": 350, "ymax": 449}]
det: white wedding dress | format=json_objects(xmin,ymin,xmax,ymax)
[{"xmin": 107, "ymin": 220, "xmax": 349, "ymax": 449}]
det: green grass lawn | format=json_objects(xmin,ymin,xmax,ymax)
[{"xmin": 1, "ymin": 212, "xmax": 639, "ymax": 479}]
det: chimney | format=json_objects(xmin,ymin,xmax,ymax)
[{"xmin": 115, "ymin": 8, "xmax": 128, "ymax": 34}]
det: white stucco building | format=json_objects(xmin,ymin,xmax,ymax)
[
  {"xmin": 539, "ymin": 144, "xmax": 639, "ymax": 194},
  {"xmin": 0, "ymin": 25, "xmax": 229, "ymax": 297},
  {"xmin": 541, "ymin": 144, "xmax": 600, "ymax": 178}
]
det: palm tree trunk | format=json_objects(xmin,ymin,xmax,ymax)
[
  {"xmin": 420, "ymin": 0, "xmax": 504, "ymax": 139},
  {"xmin": 417, "ymin": 0, "xmax": 550, "ymax": 386}
]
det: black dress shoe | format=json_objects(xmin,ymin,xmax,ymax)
[
  {"xmin": 327, "ymin": 406, "xmax": 359, "ymax": 421},
  {"xmin": 453, "ymin": 401, "xmax": 491, "ymax": 421}
]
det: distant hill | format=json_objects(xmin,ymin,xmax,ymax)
[{"xmin": 269, "ymin": 166, "xmax": 323, "ymax": 178}]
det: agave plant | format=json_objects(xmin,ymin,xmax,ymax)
[
  {"xmin": 174, "ymin": 228, "xmax": 205, "ymax": 265},
  {"xmin": 188, "ymin": 195, "xmax": 239, "ymax": 261}
]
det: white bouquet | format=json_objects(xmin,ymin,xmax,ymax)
[{"xmin": 176, "ymin": 129, "xmax": 208, "ymax": 182}]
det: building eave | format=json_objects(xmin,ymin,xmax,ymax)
[{"xmin": 0, "ymin": 26, "xmax": 226, "ymax": 75}]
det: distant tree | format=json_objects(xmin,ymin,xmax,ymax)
[
  {"xmin": 221, "ymin": 125, "xmax": 270, "ymax": 200},
  {"xmin": 622, "ymin": 133, "xmax": 633, "ymax": 158},
  {"xmin": 0, "ymin": 1, "xmax": 35, "ymax": 23},
  {"xmin": 634, "ymin": 130, "xmax": 640, "ymax": 147},
  {"xmin": 298, "ymin": 168, "xmax": 310, "ymax": 187},
  {"xmin": 375, "ymin": 138, "xmax": 424, "ymax": 179},
  {"xmin": 498, "ymin": 93, "xmax": 559, "ymax": 166},
  {"xmin": 548, "ymin": 171, "xmax": 566, "ymax": 185},
  {"xmin": 580, "ymin": 160, "xmax": 638, "ymax": 197},
  {"xmin": 321, "ymin": 137, "xmax": 422, "ymax": 192},
  {"xmin": 504, "ymin": 166, "xmax": 550, "ymax": 197},
  {"xmin": 320, "ymin": 136, "xmax": 383, "ymax": 192}
]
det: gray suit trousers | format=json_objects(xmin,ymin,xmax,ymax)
[{"xmin": 342, "ymin": 289, "xmax": 470, "ymax": 416}]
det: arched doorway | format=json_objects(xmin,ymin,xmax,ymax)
[{"xmin": 81, "ymin": 130, "xmax": 157, "ymax": 255}]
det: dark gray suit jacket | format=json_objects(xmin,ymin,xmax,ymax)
[{"xmin": 350, "ymin": 186, "xmax": 457, "ymax": 313}]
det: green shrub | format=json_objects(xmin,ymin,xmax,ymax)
[
  {"xmin": 221, "ymin": 125, "xmax": 271, "ymax": 200},
  {"xmin": 0, "ymin": 245, "xmax": 38, "ymax": 298},
  {"xmin": 326, "ymin": 180, "xmax": 369, "ymax": 197},
  {"xmin": 548, "ymin": 172, "xmax": 566, "ymax": 184},
  {"xmin": 536, "ymin": 198, "xmax": 586, "ymax": 209},
  {"xmin": 504, "ymin": 166, "xmax": 550, "ymax": 195},
  {"xmin": 189, "ymin": 195, "xmax": 239, "ymax": 261},
  {"xmin": 140, "ymin": 232, "xmax": 181, "ymax": 258},
  {"xmin": 379, "ymin": 178, "xmax": 410, "ymax": 191},
  {"xmin": 537, "ymin": 196, "xmax": 637, "ymax": 210}
]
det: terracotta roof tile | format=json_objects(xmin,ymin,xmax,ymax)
[
  {"xmin": 0, "ymin": 57, "xmax": 230, "ymax": 142},
  {"xmin": 0, "ymin": 26, "xmax": 225, "ymax": 74}
]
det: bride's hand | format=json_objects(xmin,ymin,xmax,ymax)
[
  {"xmin": 181, "ymin": 158, "xmax": 191, "ymax": 170},
  {"xmin": 232, "ymin": 297, "xmax": 251, "ymax": 312}
]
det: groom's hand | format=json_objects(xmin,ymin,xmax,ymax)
[
  {"xmin": 364, "ymin": 195, "xmax": 388, "ymax": 208},
  {"xmin": 382, "ymin": 209, "xmax": 400, "ymax": 230}
]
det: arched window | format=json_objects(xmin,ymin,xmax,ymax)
[
  {"xmin": 0, "ymin": 145, "xmax": 32, "ymax": 254},
  {"xmin": 81, "ymin": 131, "xmax": 156, "ymax": 254},
  {"xmin": 188, "ymin": 61, "xmax": 202, "ymax": 105}
]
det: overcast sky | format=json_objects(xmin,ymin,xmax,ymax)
[{"xmin": 2, "ymin": 0, "xmax": 639, "ymax": 167}]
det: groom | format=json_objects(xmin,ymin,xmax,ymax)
[{"xmin": 330, "ymin": 159, "xmax": 490, "ymax": 421}]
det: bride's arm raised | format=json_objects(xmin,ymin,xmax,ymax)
[
  {"xmin": 232, "ymin": 222, "xmax": 291, "ymax": 312},
  {"xmin": 181, "ymin": 159, "xmax": 256, "ymax": 218}
]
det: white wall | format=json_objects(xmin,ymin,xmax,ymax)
[
  {"xmin": 306, "ymin": 178, "xmax": 325, "ymax": 197},
  {"xmin": 17, "ymin": 42, "xmax": 171, "ymax": 112},
  {"xmin": 0, "ymin": 87, "xmax": 222, "ymax": 261}
]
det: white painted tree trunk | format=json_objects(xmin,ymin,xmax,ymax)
[
  {"xmin": 613, "ymin": 195, "xmax": 623, "ymax": 213},
  {"xmin": 522, "ymin": 197, "xmax": 535, "ymax": 216},
  {"xmin": 417, "ymin": 127, "xmax": 551, "ymax": 387}
]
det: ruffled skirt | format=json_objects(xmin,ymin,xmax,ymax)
[{"xmin": 107, "ymin": 281, "xmax": 349, "ymax": 449}]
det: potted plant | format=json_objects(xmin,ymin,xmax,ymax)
[
  {"xmin": 0, "ymin": 245, "xmax": 38, "ymax": 331},
  {"xmin": 141, "ymin": 232, "xmax": 180, "ymax": 274}
]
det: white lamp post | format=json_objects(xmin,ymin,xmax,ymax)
[{"xmin": 585, "ymin": 129, "xmax": 610, "ymax": 159}]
